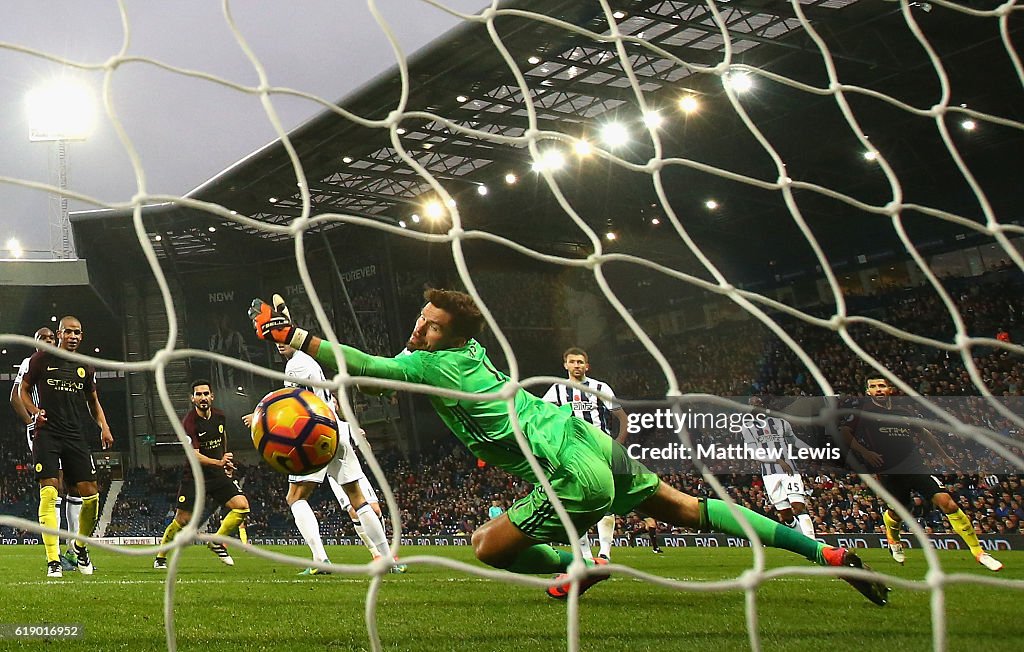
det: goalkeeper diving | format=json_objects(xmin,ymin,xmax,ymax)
[{"xmin": 249, "ymin": 289, "xmax": 889, "ymax": 604}]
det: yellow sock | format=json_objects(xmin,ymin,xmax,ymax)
[
  {"xmin": 39, "ymin": 485, "xmax": 60, "ymax": 563},
  {"xmin": 946, "ymin": 509, "xmax": 982, "ymax": 556},
  {"xmin": 156, "ymin": 519, "xmax": 184, "ymax": 560},
  {"xmin": 216, "ymin": 508, "xmax": 250, "ymax": 538},
  {"xmin": 75, "ymin": 494, "xmax": 99, "ymax": 549},
  {"xmin": 882, "ymin": 510, "xmax": 902, "ymax": 544},
  {"xmin": 238, "ymin": 523, "xmax": 248, "ymax": 545}
]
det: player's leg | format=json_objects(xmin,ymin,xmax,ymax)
[
  {"xmin": 155, "ymin": 481, "xmax": 195, "ymax": 568},
  {"xmin": 878, "ymin": 475, "xmax": 916, "ymax": 565},
  {"xmin": 207, "ymin": 480, "xmax": 249, "ymax": 566},
  {"xmin": 643, "ymin": 516, "xmax": 663, "ymax": 553},
  {"xmin": 576, "ymin": 530, "xmax": 595, "ymax": 562},
  {"xmin": 596, "ymin": 514, "xmax": 615, "ymax": 561},
  {"xmin": 328, "ymin": 475, "xmax": 378, "ymax": 559},
  {"xmin": 927, "ymin": 480, "xmax": 1003, "ymax": 571},
  {"xmin": 34, "ymin": 432, "xmax": 63, "ymax": 576},
  {"xmin": 286, "ymin": 479, "xmax": 331, "ymax": 572},
  {"xmin": 790, "ymin": 499, "xmax": 815, "ymax": 539},
  {"xmin": 63, "ymin": 478, "xmax": 84, "ymax": 568},
  {"xmin": 330, "ymin": 436, "xmax": 396, "ymax": 569},
  {"xmin": 63, "ymin": 438, "xmax": 100, "ymax": 575}
]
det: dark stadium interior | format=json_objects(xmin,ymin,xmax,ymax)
[{"xmin": 4, "ymin": 0, "xmax": 1023, "ymax": 546}]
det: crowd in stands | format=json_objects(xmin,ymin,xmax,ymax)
[{"xmin": 4, "ymin": 267, "xmax": 1023, "ymax": 546}]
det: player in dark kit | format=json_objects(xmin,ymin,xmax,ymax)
[
  {"xmin": 154, "ymin": 379, "xmax": 251, "ymax": 568},
  {"xmin": 840, "ymin": 377, "xmax": 1003, "ymax": 571},
  {"xmin": 19, "ymin": 316, "xmax": 114, "ymax": 578}
]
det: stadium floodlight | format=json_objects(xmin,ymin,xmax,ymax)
[
  {"xmin": 725, "ymin": 71, "xmax": 753, "ymax": 93},
  {"xmin": 505, "ymin": 172, "xmax": 517, "ymax": 185},
  {"xmin": 26, "ymin": 78, "xmax": 96, "ymax": 142},
  {"xmin": 208, "ymin": 226, "xmax": 216, "ymax": 233},
  {"xmin": 396, "ymin": 127, "xmax": 406, "ymax": 135},
  {"xmin": 678, "ymin": 95, "xmax": 699, "ymax": 114},
  {"xmin": 411, "ymin": 213, "xmax": 421, "ymax": 224},
  {"xmin": 651, "ymin": 217, "xmax": 661, "ymax": 226},
  {"xmin": 642, "ymin": 111, "xmax": 663, "ymax": 129},
  {"xmin": 532, "ymin": 149, "xmax": 565, "ymax": 172},
  {"xmin": 601, "ymin": 122, "xmax": 629, "ymax": 147},
  {"xmin": 424, "ymin": 200, "xmax": 445, "ymax": 220},
  {"xmin": 269, "ymin": 196, "xmax": 278, "ymax": 203},
  {"xmin": 456, "ymin": 95, "xmax": 468, "ymax": 103},
  {"xmin": 527, "ymin": 56, "xmax": 541, "ymax": 65},
  {"xmin": 863, "ymin": 150, "xmax": 878, "ymax": 161},
  {"xmin": 605, "ymin": 231, "xmax": 617, "ymax": 241},
  {"xmin": 574, "ymin": 139, "xmax": 593, "ymax": 156},
  {"xmin": 705, "ymin": 199, "xmax": 719, "ymax": 210},
  {"xmin": 398, "ymin": 220, "xmax": 407, "ymax": 228},
  {"xmin": 612, "ymin": 10, "xmax": 626, "ymax": 19},
  {"xmin": 477, "ymin": 184, "xmax": 488, "ymax": 196},
  {"xmin": 961, "ymin": 119, "xmax": 977, "ymax": 131},
  {"xmin": 342, "ymin": 156, "xmax": 353, "ymax": 163},
  {"xmin": 6, "ymin": 238, "xmax": 23, "ymax": 259}
]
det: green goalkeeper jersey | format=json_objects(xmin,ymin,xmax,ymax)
[{"xmin": 314, "ymin": 338, "xmax": 572, "ymax": 483}]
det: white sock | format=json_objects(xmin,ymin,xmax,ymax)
[
  {"xmin": 578, "ymin": 532, "xmax": 594, "ymax": 561},
  {"xmin": 65, "ymin": 497, "xmax": 83, "ymax": 551},
  {"xmin": 597, "ymin": 514, "xmax": 615, "ymax": 558},
  {"xmin": 355, "ymin": 502, "xmax": 391, "ymax": 560},
  {"xmin": 290, "ymin": 500, "xmax": 328, "ymax": 563},
  {"xmin": 352, "ymin": 519, "xmax": 377, "ymax": 557},
  {"xmin": 796, "ymin": 513, "xmax": 816, "ymax": 539}
]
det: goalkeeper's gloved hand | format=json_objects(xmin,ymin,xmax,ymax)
[{"xmin": 248, "ymin": 298, "xmax": 310, "ymax": 351}]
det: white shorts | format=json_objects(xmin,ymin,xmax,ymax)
[
  {"xmin": 335, "ymin": 475, "xmax": 379, "ymax": 511},
  {"xmin": 288, "ymin": 422, "xmax": 365, "ymax": 486},
  {"xmin": 763, "ymin": 473, "xmax": 806, "ymax": 510}
]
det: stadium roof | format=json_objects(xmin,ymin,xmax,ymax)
[{"xmin": 73, "ymin": 0, "xmax": 1024, "ymax": 286}]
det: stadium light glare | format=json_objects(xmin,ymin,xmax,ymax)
[
  {"xmin": 725, "ymin": 71, "xmax": 753, "ymax": 93},
  {"xmin": 26, "ymin": 78, "xmax": 97, "ymax": 141},
  {"xmin": 268, "ymin": 197, "xmax": 278, "ymax": 203},
  {"xmin": 154, "ymin": 235, "xmax": 162, "ymax": 242},
  {"xmin": 94, "ymin": 347, "xmax": 100, "ymax": 353},
  {"xmin": 612, "ymin": 10, "xmax": 626, "ymax": 19},
  {"xmin": 527, "ymin": 56, "xmax": 541, "ymax": 65},
  {"xmin": 411, "ymin": 214, "xmax": 421, "ymax": 224},
  {"xmin": 399, "ymin": 220, "xmax": 407, "ymax": 228},
  {"xmin": 505, "ymin": 172, "xmax": 517, "ymax": 185},
  {"xmin": 601, "ymin": 122, "xmax": 629, "ymax": 147},
  {"xmin": 678, "ymin": 95, "xmax": 699, "ymax": 113},
  {"xmin": 863, "ymin": 150, "xmax": 878, "ymax": 161},
  {"xmin": 961, "ymin": 119, "xmax": 977, "ymax": 131},
  {"xmin": 651, "ymin": 217, "xmax": 661, "ymax": 225},
  {"xmin": 574, "ymin": 139, "xmax": 592, "ymax": 156},
  {"xmin": 477, "ymin": 184, "xmax": 488, "ymax": 196},
  {"xmin": 605, "ymin": 231, "xmax": 617, "ymax": 241},
  {"xmin": 456, "ymin": 95, "xmax": 468, "ymax": 103},
  {"xmin": 6, "ymin": 237, "xmax": 23, "ymax": 258},
  {"xmin": 50, "ymin": 316, "xmax": 57, "ymax": 323},
  {"xmin": 396, "ymin": 127, "xmax": 406, "ymax": 135},
  {"xmin": 532, "ymin": 149, "xmax": 565, "ymax": 172},
  {"xmin": 642, "ymin": 111, "xmax": 663, "ymax": 129},
  {"xmin": 342, "ymin": 156, "xmax": 353, "ymax": 163},
  {"xmin": 424, "ymin": 200, "xmax": 445, "ymax": 220},
  {"xmin": 705, "ymin": 199, "xmax": 719, "ymax": 210}
]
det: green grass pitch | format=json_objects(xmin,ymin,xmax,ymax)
[{"xmin": 1, "ymin": 546, "xmax": 1022, "ymax": 651}]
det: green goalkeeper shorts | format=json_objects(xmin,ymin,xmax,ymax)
[{"xmin": 507, "ymin": 418, "xmax": 660, "ymax": 543}]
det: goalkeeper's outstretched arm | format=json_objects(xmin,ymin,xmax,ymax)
[{"xmin": 248, "ymin": 298, "xmax": 413, "ymax": 383}]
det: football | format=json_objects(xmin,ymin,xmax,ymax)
[{"xmin": 250, "ymin": 387, "xmax": 338, "ymax": 474}]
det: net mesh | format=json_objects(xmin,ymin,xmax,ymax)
[{"xmin": 2, "ymin": 1, "xmax": 1024, "ymax": 650}]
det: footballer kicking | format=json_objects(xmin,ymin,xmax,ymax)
[{"xmin": 249, "ymin": 289, "xmax": 889, "ymax": 605}]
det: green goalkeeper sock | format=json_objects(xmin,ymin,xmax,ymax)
[
  {"xmin": 506, "ymin": 545, "xmax": 575, "ymax": 574},
  {"xmin": 701, "ymin": 498, "xmax": 824, "ymax": 564}
]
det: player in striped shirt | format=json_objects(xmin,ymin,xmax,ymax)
[
  {"xmin": 740, "ymin": 396, "xmax": 816, "ymax": 539},
  {"xmin": 249, "ymin": 289, "xmax": 889, "ymax": 605},
  {"xmin": 542, "ymin": 348, "xmax": 636, "ymax": 559}
]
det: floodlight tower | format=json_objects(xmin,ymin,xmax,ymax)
[{"xmin": 26, "ymin": 78, "xmax": 96, "ymax": 260}]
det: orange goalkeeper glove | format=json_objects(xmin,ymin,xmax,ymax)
[{"xmin": 248, "ymin": 298, "xmax": 310, "ymax": 351}]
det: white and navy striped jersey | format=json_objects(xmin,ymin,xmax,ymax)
[
  {"xmin": 739, "ymin": 415, "xmax": 809, "ymax": 476},
  {"xmin": 284, "ymin": 350, "xmax": 335, "ymax": 410},
  {"xmin": 542, "ymin": 377, "xmax": 620, "ymax": 436},
  {"xmin": 14, "ymin": 357, "xmax": 39, "ymax": 406}
]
